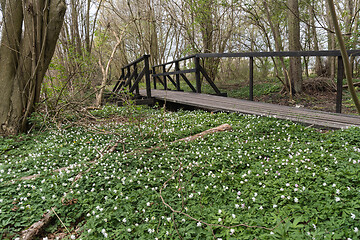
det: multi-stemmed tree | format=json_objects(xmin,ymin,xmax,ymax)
[{"xmin": 0, "ymin": 0, "xmax": 66, "ymax": 135}]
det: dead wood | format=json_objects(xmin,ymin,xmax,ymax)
[
  {"xmin": 20, "ymin": 210, "xmax": 53, "ymax": 240},
  {"xmin": 174, "ymin": 124, "xmax": 232, "ymax": 143},
  {"xmin": 141, "ymin": 124, "xmax": 233, "ymax": 154},
  {"xmin": 343, "ymin": 81, "xmax": 360, "ymax": 89}
]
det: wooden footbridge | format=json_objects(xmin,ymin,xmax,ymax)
[{"xmin": 107, "ymin": 51, "xmax": 360, "ymax": 129}]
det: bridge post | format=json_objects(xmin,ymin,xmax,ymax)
[
  {"xmin": 134, "ymin": 63, "xmax": 140, "ymax": 96},
  {"xmin": 127, "ymin": 66, "xmax": 132, "ymax": 90},
  {"xmin": 336, "ymin": 56, "xmax": 344, "ymax": 113},
  {"xmin": 175, "ymin": 61, "xmax": 181, "ymax": 91},
  {"xmin": 152, "ymin": 67, "xmax": 157, "ymax": 89},
  {"xmin": 144, "ymin": 55, "xmax": 151, "ymax": 98},
  {"xmin": 249, "ymin": 57, "xmax": 254, "ymax": 101},
  {"xmin": 195, "ymin": 57, "xmax": 201, "ymax": 93},
  {"xmin": 163, "ymin": 65, "xmax": 167, "ymax": 90}
]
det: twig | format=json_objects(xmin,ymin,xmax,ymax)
[{"xmin": 51, "ymin": 207, "xmax": 71, "ymax": 235}]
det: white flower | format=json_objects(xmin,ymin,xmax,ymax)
[
  {"xmin": 87, "ymin": 229, "xmax": 91, "ymax": 233},
  {"xmin": 218, "ymin": 209, "xmax": 222, "ymax": 214},
  {"xmin": 294, "ymin": 197, "xmax": 298, "ymax": 203},
  {"xmin": 273, "ymin": 204, "xmax": 277, "ymax": 208},
  {"xmin": 122, "ymin": 218, "xmax": 127, "ymax": 223},
  {"xmin": 259, "ymin": 206, "xmax": 263, "ymax": 210},
  {"xmin": 335, "ymin": 197, "xmax": 341, "ymax": 202},
  {"xmin": 127, "ymin": 228, "xmax": 131, "ymax": 232},
  {"xmin": 235, "ymin": 204, "xmax": 239, "ymax": 208},
  {"xmin": 197, "ymin": 222, "xmax": 202, "ymax": 227},
  {"xmin": 147, "ymin": 202, "xmax": 151, "ymax": 206},
  {"xmin": 354, "ymin": 227, "xmax": 358, "ymax": 233},
  {"xmin": 232, "ymin": 214, "xmax": 236, "ymax": 218},
  {"xmin": 230, "ymin": 229, "xmax": 235, "ymax": 234},
  {"xmin": 218, "ymin": 218, "xmax": 222, "ymax": 222},
  {"xmin": 351, "ymin": 213, "xmax": 356, "ymax": 219},
  {"xmin": 43, "ymin": 238, "xmax": 48, "ymax": 240},
  {"xmin": 114, "ymin": 206, "xmax": 117, "ymax": 210},
  {"xmin": 70, "ymin": 235, "xmax": 76, "ymax": 239}
]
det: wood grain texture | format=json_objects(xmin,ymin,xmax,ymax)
[{"xmin": 140, "ymin": 89, "xmax": 360, "ymax": 129}]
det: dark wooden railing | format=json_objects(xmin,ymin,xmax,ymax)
[
  {"xmin": 114, "ymin": 50, "xmax": 360, "ymax": 113},
  {"xmin": 152, "ymin": 55, "xmax": 227, "ymax": 96},
  {"xmin": 196, "ymin": 50, "xmax": 360, "ymax": 113},
  {"xmin": 112, "ymin": 55, "xmax": 151, "ymax": 98}
]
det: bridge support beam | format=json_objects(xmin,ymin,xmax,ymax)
[
  {"xmin": 249, "ymin": 57, "xmax": 254, "ymax": 101},
  {"xmin": 195, "ymin": 57, "xmax": 201, "ymax": 93},
  {"xmin": 336, "ymin": 56, "xmax": 344, "ymax": 113}
]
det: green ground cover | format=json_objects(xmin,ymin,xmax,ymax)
[{"xmin": 1, "ymin": 105, "xmax": 360, "ymax": 239}]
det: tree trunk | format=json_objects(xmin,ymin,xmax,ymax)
[
  {"xmin": 70, "ymin": 0, "xmax": 82, "ymax": 56},
  {"xmin": 198, "ymin": 0, "xmax": 217, "ymax": 82},
  {"xmin": 326, "ymin": 2, "xmax": 336, "ymax": 78},
  {"xmin": 263, "ymin": 1, "xmax": 291, "ymax": 93},
  {"xmin": 0, "ymin": 0, "xmax": 66, "ymax": 135},
  {"xmin": 287, "ymin": 0, "xmax": 303, "ymax": 93},
  {"xmin": 310, "ymin": 2, "xmax": 324, "ymax": 76}
]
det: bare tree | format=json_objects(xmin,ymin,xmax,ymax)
[{"xmin": 0, "ymin": 0, "xmax": 66, "ymax": 135}]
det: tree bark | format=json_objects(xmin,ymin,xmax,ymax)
[
  {"xmin": 0, "ymin": 0, "xmax": 66, "ymax": 135},
  {"xmin": 287, "ymin": 0, "xmax": 303, "ymax": 93},
  {"xmin": 263, "ymin": 1, "xmax": 291, "ymax": 94},
  {"xmin": 326, "ymin": 2, "xmax": 336, "ymax": 78}
]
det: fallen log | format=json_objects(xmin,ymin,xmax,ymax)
[
  {"xmin": 174, "ymin": 124, "xmax": 233, "ymax": 143},
  {"xmin": 21, "ymin": 211, "xmax": 52, "ymax": 240},
  {"xmin": 141, "ymin": 124, "xmax": 233, "ymax": 154},
  {"xmin": 343, "ymin": 82, "xmax": 360, "ymax": 88}
]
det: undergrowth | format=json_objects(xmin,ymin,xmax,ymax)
[{"xmin": 0, "ymin": 105, "xmax": 359, "ymax": 239}]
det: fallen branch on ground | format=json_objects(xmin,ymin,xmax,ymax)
[
  {"xmin": 140, "ymin": 124, "xmax": 233, "ymax": 154},
  {"xmin": 174, "ymin": 124, "xmax": 232, "ymax": 143},
  {"xmin": 343, "ymin": 81, "xmax": 360, "ymax": 89},
  {"xmin": 21, "ymin": 210, "xmax": 53, "ymax": 240}
]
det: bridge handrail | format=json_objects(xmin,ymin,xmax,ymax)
[
  {"xmin": 195, "ymin": 50, "xmax": 360, "ymax": 58},
  {"xmin": 112, "ymin": 55, "xmax": 151, "ymax": 98},
  {"xmin": 116, "ymin": 50, "xmax": 360, "ymax": 113}
]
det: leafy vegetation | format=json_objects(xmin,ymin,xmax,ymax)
[{"xmin": 1, "ymin": 105, "xmax": 360, "ymax": 239}]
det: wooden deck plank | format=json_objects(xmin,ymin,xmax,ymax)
[{"xmin": 139, "ymin": 89, "xmax": 360, "ymax": 129}]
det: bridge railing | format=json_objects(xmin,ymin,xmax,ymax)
[
  {"xmin": 112, "ymin": 54, "xmax": 152, "ymax": 98},
  {"xmin": 197, "ymin": 50, "xmax": 360, "ymax": 113},
  {"xmin": 114, "ymin": 50, "xmax": 360, "ymax": 113},
  {"xmin": 152, "ymin": 55, "xmax": 227, "ymax": 96}
]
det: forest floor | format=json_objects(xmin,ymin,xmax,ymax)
[{"xmin": 1, "ymin": 105, "xmax": 360, "ymax": 239}]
